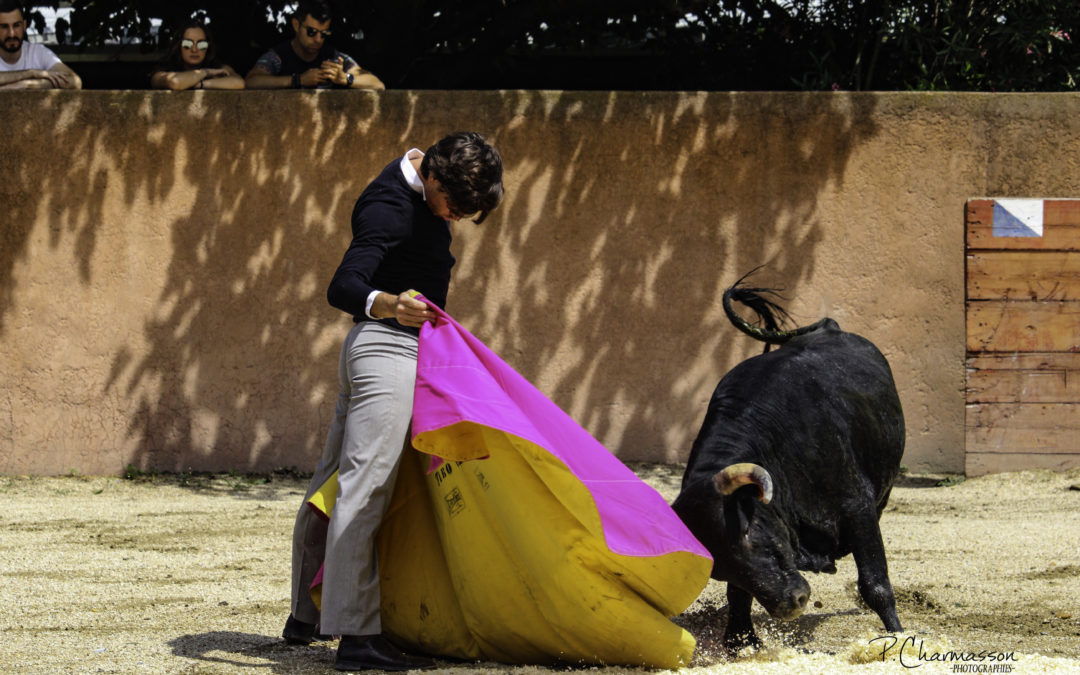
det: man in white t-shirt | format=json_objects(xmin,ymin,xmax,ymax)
[{"xmin": 0, "ymin": 2, "xmax": 81, "ymax": 89}]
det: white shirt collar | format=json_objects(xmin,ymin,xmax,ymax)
[{"xmin": 399, "ymin": 148, "xmax": 425, "ymax": 197}]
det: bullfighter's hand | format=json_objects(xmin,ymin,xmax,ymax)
[
  {"xmin": 371, "ymin": 291, "xmax": 435, "ymax": 327},
  {"xmin": 394, "ymin": 290, "xmax": 436, "ymax": 327}
]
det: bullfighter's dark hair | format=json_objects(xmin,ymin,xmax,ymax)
[
  {"xmin": 294, "ymin": 1, "xmax": 333, "ymax": 23},
  {"xmin": 421, "ymin": 132, "xmax": 505, "ymax": 225}
]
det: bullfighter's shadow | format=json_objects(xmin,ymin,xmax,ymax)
[
  {"xmin": 168, "ymin": 631, "xmax": 338, "ymax": 673},
  {"xmin": 167, "ymin": 631, "xmax": 526, "ymax": 672}
]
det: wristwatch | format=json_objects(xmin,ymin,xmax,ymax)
[
  {"xmin": 345, "ymin": 72, "xmax": 354, "ymax": 87},
  {"xmin": 291, "ymin": 73, "xmax": 301, "ymax": 89}
]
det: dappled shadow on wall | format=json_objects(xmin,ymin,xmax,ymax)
[
  {"xmin": 0, "ymin": 90, "xmax": 877, "ymax": 472},
  {"xmin": 1, "ymin": 91, "xmax": 404, "ymax": 472},
  {"xmin": 448, "ymin": 91, "xmax": 880, "ymax": 461},
  {"xmin": 106, "ymin": 92, "xmax": 404, "ymax": 472}
]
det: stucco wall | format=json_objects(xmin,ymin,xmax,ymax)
[{"xmin": 2, "ymin": 90, "xmax": 1079, "ymax": 476}]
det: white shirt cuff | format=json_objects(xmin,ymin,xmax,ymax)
[{"xmin": 365, "ymin": 290, "xmax": 383, "ymax": 319}]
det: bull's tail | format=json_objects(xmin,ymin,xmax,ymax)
[{"xmin": 722, "ymin": 272, "xmax": 829, "ymax": 350}]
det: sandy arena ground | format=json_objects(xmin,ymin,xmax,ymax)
[{"xmin": 1, "ymin": 463, "xmax": 1078, "ymax": 674}]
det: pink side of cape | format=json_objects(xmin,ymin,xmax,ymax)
[{"xmin": 411, "ymin": 302, "xmax": 711, "ymax": 561}]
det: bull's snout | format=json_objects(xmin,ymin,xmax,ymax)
[
  {"xmin": 768, "ymin": 580, "xmax": 811, "ymax": 621},
  {"xmin": 789, "ymin": 587, "xmax": 810, "ymax": 616}
]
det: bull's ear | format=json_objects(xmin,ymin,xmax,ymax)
[{"xmin": 723, "ymin": 488, "xmax": 757, "ymax": 541}]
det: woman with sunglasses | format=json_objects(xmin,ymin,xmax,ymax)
[{"xmin": 151, "ymin": 21, "xmax": 244, "ymax": 90}]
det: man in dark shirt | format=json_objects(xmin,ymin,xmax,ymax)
[
  {"xmin": 283, "ymin": 132, "xmax": 504, "ymax": 672},
  {"xmin": 245, "ymin": 0, "xmax": 383, "ymax": 90}
]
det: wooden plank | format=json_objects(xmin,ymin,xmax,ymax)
[
  {"xmin": 966, "ymin": 199, "xmax": 1080, "ymax": 251},
  {"xmin": 1046, "ymin": 200, "xmax": 1080, "ymax": 227},
  {"xmin": 966, "ymin": 301, "xmax": 1080, "ymax": 353},
  {"xmin": 967, "ymin": 251, "xmax": 1080, "ymax": 301},
  {"xmin": 966, "ymin": 403, "xmax": 1080, "ymax": 452},
  {"xmin": 966, "ymin": 353, "xmax": 1080, "ymax": 403},
  {"xmin": 967, "ymin": 352, "xmax": 1080, "ymax": 371},
  {"xmin": 965, "ymin": 200, "xmax": 1080, "ymax": 475},
  {"xmin": 966, "ymin": 452, "xmax": 1080, "ymax": 476}
]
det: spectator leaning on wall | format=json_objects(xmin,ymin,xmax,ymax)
[
  {"xmin": 245, "ymin": 0, "xmax": 383, "ymax": 90},
  {"xmin": 151, "ymin": 20, "xmax": 245, "ymax": 90},
  {"xmin": 0, "ymin": 0, "xmax": 81, "ymax": 90}
]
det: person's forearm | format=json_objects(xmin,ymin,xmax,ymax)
[
  {"xmin": 245, "ymin": 73, "xmax": 293, "ymax": 89},
  {"xmin": 153, "ymin": 69, "xmax": 199, "ymax": 90},
  {"xmin": 0, "ymin": 69, "xmax": 36, "ymax": 86},
  {"xmin": 0, "ymin": 77, "xmax": 52, "ymax": 89},
  {"xmin": 350, "ymin": 72, "xmax": 385, "ymax": 90},
  {"xmin": 327, "ymin": 272, "xmax": 373, "ymax": 318},
  {"xmin": 202, "ymin": 74, "xmax": 245, "ymax": 90},
  {"xmin": 175, "ymin": 69, "xmax": 205, "ymax": 90},
  {"xmin": 58, "ymin": 70, "xmax": 82, "ymax": 89},
  {"xmin": 369, "ymin": 292, "xmax": 397, "ymax": 319}
]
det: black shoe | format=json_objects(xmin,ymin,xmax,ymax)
[
  {"xmin": 334, "ymin": 634, "xmax": 436, "ymax": 672},
  {"xmin": 282, "ymin": 614, "xmax": 333, "ymax": 645}
]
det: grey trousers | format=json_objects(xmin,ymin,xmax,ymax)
[{"xmin": 290, "ymin": 321, "xmax": 418, "ymax": 636}]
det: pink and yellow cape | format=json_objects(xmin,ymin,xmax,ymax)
[{"xmin": 307, "ymin": 301, "xmax": 711, "ymax": 668}]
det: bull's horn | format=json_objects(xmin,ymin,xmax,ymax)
[{"xmin": 713, "ymin": 463, "xmax": 774, "ymax": 503}]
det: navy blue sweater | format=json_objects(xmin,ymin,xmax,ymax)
[{"xmin": 326, "ymin": 157, "xmax": 454, "ymax": 334}]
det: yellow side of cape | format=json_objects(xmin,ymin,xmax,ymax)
[{"xmin": 307, "ymin": 425, "xmax": 706, "ymax": 669}]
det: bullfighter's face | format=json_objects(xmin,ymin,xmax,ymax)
[{"xmin": 422, "ymin": 177, "xmax": 470, "ymax": 223}]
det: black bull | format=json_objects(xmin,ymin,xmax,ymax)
[{"xmin": 672, "ymin": 281, "xmax": 905, "ymax": 652}]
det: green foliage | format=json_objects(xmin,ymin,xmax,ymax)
[
  {"xmin": 20, "ymin": 1, "xmax": 1080, "ymax": 91},
  {"xmin": 123, "ymin": 463, "xmax": 157, "ymax": 480},
  {"xmin": 120, "ymin": 464, "xmax": 274, "ymax": 490},
  {"xmin": 936, "ymin": 475, "xmax": 966, "ymax": 488}
]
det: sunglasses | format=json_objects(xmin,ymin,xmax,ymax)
[
  {"xmin": 181, "ymin": 39, "xmax": 209, "ymax": 51},
  {"xmin": 303, "ymin": 26, "xmax": 331, "ymax": 39}
]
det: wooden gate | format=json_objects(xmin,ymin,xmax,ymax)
[{"xmin": 965, "ymin": 199, "xmax": 1080, "ymax": 475}]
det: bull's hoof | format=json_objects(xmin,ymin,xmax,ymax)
[{"xmin": 721, "ymin": 629, "xmax": 763, "ymax": 656}]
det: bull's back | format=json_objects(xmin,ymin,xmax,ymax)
[{"xmin": 683, "ymin": 323, "xmax": 904, "ymax": 500}]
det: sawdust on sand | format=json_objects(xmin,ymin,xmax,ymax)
[{"xmin": 1, "ymin": 464, "xmax": 1078, "ymax": 674}]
